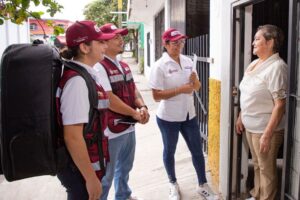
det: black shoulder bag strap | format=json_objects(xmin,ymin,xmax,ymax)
[{"xmin": 63, "ymin": 61, "xmax": 105, "ymax": 173}]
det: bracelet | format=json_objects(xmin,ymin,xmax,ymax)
[{"xmin": 139, "ymin": 105, "xmax": 148, "ymax": 110}]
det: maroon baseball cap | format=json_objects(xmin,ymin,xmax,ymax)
[
  {"xmin": 66, "ymin": 20, "xmax": 115, "ymax": 47},
  {"xmin": 162, "ymin": 28, "xmax": 188, "ymax": 43},
  {"xmin": 100, "ymin": 23, "xmax": 128, "ymax": 36}
]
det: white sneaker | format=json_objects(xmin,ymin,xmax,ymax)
[
  {"xmin": 245, "ymin": 197, "xmax": 255, "ymax": 200},
  {"xmin": 169, "ymin": 182, "xmax": 181, "ymax": 200},
  {"xmin": 197, "ymin": 183, "xmax": 219, "ymax": 200},
  {"xmin": 126, "ymin": 196, "xmax": 144, "ymax": 200}
]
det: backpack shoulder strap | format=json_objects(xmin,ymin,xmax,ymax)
[
  {"xmin": 62, "ymin": 61, "xmax": 100, "ymax": 131},
  {"xmin": 63, "ymin": 61, "xmax": 105, "ymax": 173}
]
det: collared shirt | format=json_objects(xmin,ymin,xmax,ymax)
[
  {"xmin": 149, "ymin": 52, "xmax": 197, "ymax": 122},
  {"xmin": 93, "ymin": 56, "xmax": 135, "ymax": 139},
  {"xmin": 60, "ymin": 60, "xmax": 108, "ymax": 135},
  {"xmin": 239, "ymin": 53, "xmax": 287, "ymax": 133},
  {"xmin": 93, "ymin": 56, "xmax": 124, "ymax": 92}
]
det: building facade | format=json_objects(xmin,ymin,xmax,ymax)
[
  {"xmin": 0, "ymin": 20, "xmax": 30, "ymax": 56},
  {"xmin": 29, "ymin": 18, "xmax": 72, "ymax": 45}
]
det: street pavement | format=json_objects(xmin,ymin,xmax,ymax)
[{"xmin": 0, "ymin": 56, "xmax": 220, "ymax": 200}]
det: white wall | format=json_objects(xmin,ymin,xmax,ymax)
[
  {"xmin": 210, "ymin": 0, "xmax": 223, "ymax": 80},
  {"xmin": 0, "ymin": 20, "xmax": 30, "ymax": 56},
  {"xmin": 165, "ymin": 0, "xmax": 171, "ymax": 30},
  {"xmin": 128, "ymin": 0, "xmax": 166, "ymax": 80},
  {"xmin": 210, "ymin": 0, "xmax": 238, "ymax": 198},
  {"xmin": 143, "ymin": 21, "xmax": 155, "ymax": 80},
  {"xmin": 142, "ymin": 1, "xmax": 166, "ymax": 80}
]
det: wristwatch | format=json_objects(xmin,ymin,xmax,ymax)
[{"xmin": 139, "ymin": 105, "xmax": 148, "ymax": 110}]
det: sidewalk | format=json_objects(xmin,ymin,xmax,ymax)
[
  {"xmin": 121, "ymin": 57, "xmax": 216, "ymax": 200},
  {"xmin": 0, "ymin": 56, "xmax": 218, "ymax": 200}
]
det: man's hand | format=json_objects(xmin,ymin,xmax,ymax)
[
  {"xmin": 132, "ymin": 110, "xmax": 142, "ymax": 122},
  {"xmin": 139, "ymin": 107, "xmax": 150, "ymax": 124},
  {"xmin": 86, "ymin": 176, "xmax": 102, "ymax": 200}
]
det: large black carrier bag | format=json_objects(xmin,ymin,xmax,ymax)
[
  {"xmin": 0, "ymin": 43, "xmax": 66, "ymax": 181},
  {"xmin": 0, "ymin": 43, "xmax": 104, "ymax": 182}
]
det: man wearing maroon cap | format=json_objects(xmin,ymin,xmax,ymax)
[{"xmin": 93, "ymin": 23, "xmax": 149, "ymax": 200}]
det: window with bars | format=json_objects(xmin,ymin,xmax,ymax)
[{"xmin": 155, "ymin": 8, "xmax": 165, "ymax": 61}]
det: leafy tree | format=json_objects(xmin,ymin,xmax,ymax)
[
  {"xmin": 83, "ymin": 0, "xmax": 118, "ymax": 26},
  {"xmin": 0, "ymin": 0, "xmax": 64, "ymax": 35},
  {"xmin": 84, "ymin": 0, "xmax": 127, "ymax": 26},
  {"xmin": 84, "ymin": 0, "xmax": 140, "ymax": 59}
]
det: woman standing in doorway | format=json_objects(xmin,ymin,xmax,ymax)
[
  {"xmin": 149, "ymin": 28, "xmax": 218, "ymax": 200},
  {"xmin": 236, "ymin": 24, "xmax": 287, "ymax": 200}
]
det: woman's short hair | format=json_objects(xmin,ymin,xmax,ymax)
[
  {"xmin": 163, "ymin": 41, "xmax": 169, "ymax": 52},
  {"xmin": 257, "ymin": 24, "xmax": 284, "ymax": 53}
]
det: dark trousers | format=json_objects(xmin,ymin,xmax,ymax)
[{"xmin": 57, "ymin": 163, "xmax": 89, "ymax": 200}]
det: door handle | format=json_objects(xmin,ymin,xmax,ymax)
[
  {"xmin": 232, "ymin": 86, "xmax": 238, "ymax": 97},
  {"xmin": 290, "ymin": 93, "xmax": 300, "ymax": 100}
]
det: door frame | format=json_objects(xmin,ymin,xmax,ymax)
[
  {"xmin": 281, "ymin": 0, "xmax": 300, "ymax": 199},
  {"xmin": 229, "ymin": 2, "xmax": 250, "ymax": 199}
]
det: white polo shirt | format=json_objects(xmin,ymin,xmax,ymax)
[
  {"xmin": 60, "ymin": 60, "xmax": 109, "ymax": 130},
  {"xmin": 149, "ymin": 52, "xmax": 197, "ymax": 122},
  {"xmin": 239, "ymin": 53, "xmax": 287, "ymax": 133},
  {"xmin": 93, "ymin": 56, "xmax": 135, "ymax": 139}
]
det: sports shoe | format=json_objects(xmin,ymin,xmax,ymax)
[
  {"xmin": 126, "ymin": 196, "xmax": 144, "ymax": 200},
  {"xmin": 197, "ymin": 183, "xmax": 219, "ymax": 200},
  {"xmin": 169, "ymin": 182, "xmax": 181, "ymax": 200},
  {"xmin": 245, "ymin": 197, "xmax": 255, "ymax": 200}
]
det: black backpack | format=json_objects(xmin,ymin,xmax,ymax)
[{"xmin": 0, "ymin": 43, "xmax": 104, "ymax": 181}]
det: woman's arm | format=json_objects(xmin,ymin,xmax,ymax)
[
  {"xmin": 107, "ymin": 91, "xmax": 141, "ymax": 121},
  {"xmin": 134, "ymin": 88, "xmax": 150, "ymax": 124},
  {"xmin": 260, "ymin": 98, "xmax": 286, "ymax": 153},
  {"xmin": 189, "ymin": 71, "xmax": 201, "ymax": 91},
  {"xmin": 152, "ymin": 83, "xmax": 194, "ymax": 101},
  {"xmin": 64, "ymin": 124, "xmax": 102, "ymax": 200},
  {"xmin": 235, "ymin": 112, "xmax": 245, "ymax": 134}
]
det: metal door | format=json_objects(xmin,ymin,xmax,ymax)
[{"xmin": 281, "ymin": 1, "xmax": 300, "ymax": 199}]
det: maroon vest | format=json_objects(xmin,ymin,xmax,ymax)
[
  {"xmin": 56, "ymin": 69, "xmax": 109, "ymax": 180},
  {"xmin": 100, "ymin": 57, "xmax": 136, "ymax": 133}
]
